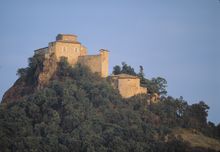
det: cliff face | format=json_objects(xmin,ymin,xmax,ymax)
[
  {"xmin": 2, "ymin": 54, "xmax": 58, "ymax": 103},
  {"xmin": 2, "ymin": 78, "xmax": 34, "ymax": 103},
  {"xmin": 37, "ymin": 54, "xmax": 58, "ymax": 89}
]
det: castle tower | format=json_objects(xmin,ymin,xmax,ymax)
[
  {"xmin": 35, "ymin": 34, "xmax": 109, "ymax": 80},
  {"xmin": 100, "ymin": 49, "xmax": 109, "ymax": 77},
  {"xmin": 56, "ymin": 34, "xmax": 78, "ymax": 42},
  {"xmin": 52, "ymin": 34, "xmax": 87, "ymax": 65}
]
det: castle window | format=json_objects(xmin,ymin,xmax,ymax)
[{"xmin": 62, "ymin": 47, "xmax": 66, "ymax": 52}]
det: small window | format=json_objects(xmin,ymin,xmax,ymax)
[
  {"xmin": 62, "ymin": 47, "xmax": 66, "ymax": 52},
  {"xmin": 75, "ymin": 48, "xmax": 78, "ymax": 52}
]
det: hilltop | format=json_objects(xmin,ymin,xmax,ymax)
[
  {"xmin": 172, "ymin": 128, "xmax": 220, "ymax": 151},
  {"xmin": 0, "ymin": 58, "xmax": 220, "ymax": 152},
  {"xmin": 2, "ymin": 34, "xmax": 149, "ymax": 103},
  {"xmin": 0, "ymin": 34, "xmax": 220, "ymax": 152}
]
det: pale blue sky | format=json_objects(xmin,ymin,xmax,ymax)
[{"xmin": 0, "ymin": 0, "xmax": 219, "ymax": 123}]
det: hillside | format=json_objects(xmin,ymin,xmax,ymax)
[
  {"xmin": 0, "ymin": 58, "xmax": 220, "ymax": 152},
  {"xmin": 172, "ymin": 128, "xmax": 220, "ymax": 151}
]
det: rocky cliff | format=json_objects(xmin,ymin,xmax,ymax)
[{"xmin": 2, "ymin": 53, "xmax": 58, "ymax": 103}]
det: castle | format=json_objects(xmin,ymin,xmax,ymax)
[
  {"xmin": 35, "ymin": 34, "xmax": 109, "ymax": 77},
  {"xmin": 35, "ymin": 34, "xmax": 147, "ymax": 98}
]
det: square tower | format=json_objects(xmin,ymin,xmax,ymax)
[
  {"xmin": 56, "ymin": 34, "xmax": 78, "ymax": 42},
  {"xmin": 51, "ymin": 34, "xmax": 87, "ymax": 65}
]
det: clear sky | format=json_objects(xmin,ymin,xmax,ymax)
[{"xmin": 0, "ymin": 0, "xmax": 219, "ymax": 123}]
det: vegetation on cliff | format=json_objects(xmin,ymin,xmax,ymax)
[
  {"xmin": 0, "ymin": 58, "xmax": 220, "ymax": 152},
  {"xmin": 17, "ymin": 54, "xmax": 44, "ymax": 85}
]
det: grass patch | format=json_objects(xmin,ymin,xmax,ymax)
[{"xmin": 172, "ymin": 128, "xmax": 220, "ymax": 151}]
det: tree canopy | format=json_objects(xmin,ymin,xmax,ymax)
[{"xmin": 0, "ymin": 59, "xmax": 219, "ymax": 152}]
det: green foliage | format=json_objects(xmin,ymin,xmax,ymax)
[
  {"xmin": 17, "ymin": 67, "xmax": 28, "ymax": 78},
  {"xmin": 1, "ymin": 61, "xmax": 219, "ymax": 152},
  {"xmin": 183, "ymin": 101, "xmax": 210, "ymax": 130},
  {"xmin": 150, "ymin": 97, "xmax": 213, "ymax": 130},
  {"xmin": 150, "ymin": 96, "xmax": 188, "ymax": 127},
  {"xmin": 17, "ymin": 54, "xmax": 44, "ymax": 85},
  {"xmin": 112, "ymin": 63, "xmax": 167, "ymax": 95},
  {"xmin": 138, "ymin": 65, "xmax": 144, "ymax": 78},
  {"xmin": 113, "ymin": 62, "xmax": 136, "ymax": 76},
  {"xmin": 113, "ymin": 65, "xmax": 121, "ymax": 75},
  {"xmin": 141, "ymin": 77, "xmax": 167, "ymax": 95}
]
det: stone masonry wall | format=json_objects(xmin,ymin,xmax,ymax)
[
  {"xmin": 113, "ymin": 77, "xmax": 147, "ymax": 98},
  {"xmin": 100, "ymin": 50, "xmax": 109, "ymax": 77},
  {"xmin": 78, "ymin": 55, "xmax": 102, "ymax": 75},
  {"xmin": 118, "ymin": 78, "xmax": 139, "ymax": 98},
  {"xmin": 37, "ymin": 54, "xmax": 57, "ymax": 88},
  {"xmin": 54, "ymin": 42, "xmax": 87, "ymax": 65}
]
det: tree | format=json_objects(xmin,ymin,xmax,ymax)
[
  {"xmin": 16, "ymin": 54, "xmax": 45, "ymax": 85},
  {"xmin": 113, "ymin": 65, "xmax": 121, "ymax": 75},
  {"xmin": 138, "ymin": 65, "xmax": 144, "ymax": 78},
  {"xmin": 58, "ymin": 57, "xmax": 70, "ymax": 77},
  {"xmin": 121, "ymin": 62, "xmax": 136, "ymax": 76},
  {"xmin": 112, "ymin": 62, "xmax": 136, "ymax": 76},
  {"xmin": 1, "ymin": 59, "xmax": 218, "ymax": 152},
  {"xmin": 17, "ymin": 68, "xmax": 28, "ymax": 77},
  {"xmin": 151, "ymin": 77, "xmax": 167, "ymax": 95},
  {"xmin": 217, "ymin": 123, "xmax": 220, "ymax": 138},
  {"xmin": 140, "ymin": 77, "xmax": 167, "ymax": 95},
  {"xmin": 183, "ymin": 101, "xmax": 209, "ymax": 130}
]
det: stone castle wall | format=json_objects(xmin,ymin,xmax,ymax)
[
  {"xmin": 53, "ymin": 41, "xmax": 87, "ymax": 65},
  {"xmin": 34, "ymin": 34, "xmax": 147, "ymax": 98},
  {"xmin": 35, "ymin": 34, "xmax": 107, "ymax": 79},
  {"xmin": 38, "ymin": 53, "xmax": 57, "ymax": 88},
  {"xmin": 110, "ymin": 74, "xmax": 147, "ymax": 98},
  {"xmin": 118, "ymin": 78, "xmax": 147, "ymax": 98},
  {"xmin": 100, "ymin": 50, "xmax": 109, "ymax": 78},
  {"xmin": 118, "ymin": 78, "xmax": 140, "ymax": 98},
  {"xmin": 77, "ymin": 50, "xmax": 109, "ymax": 77},
  {"xmin": 56, "ymin": 34, "xmax": 77, "ymax": 42},
  {"xmin": 78, "ymin": 55, "xmax": 102, "ymax": 75}
]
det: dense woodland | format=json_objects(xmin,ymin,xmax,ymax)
[{"xmin": 0, "ymin": 57, "xmax": 220, "ymax": 152}]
